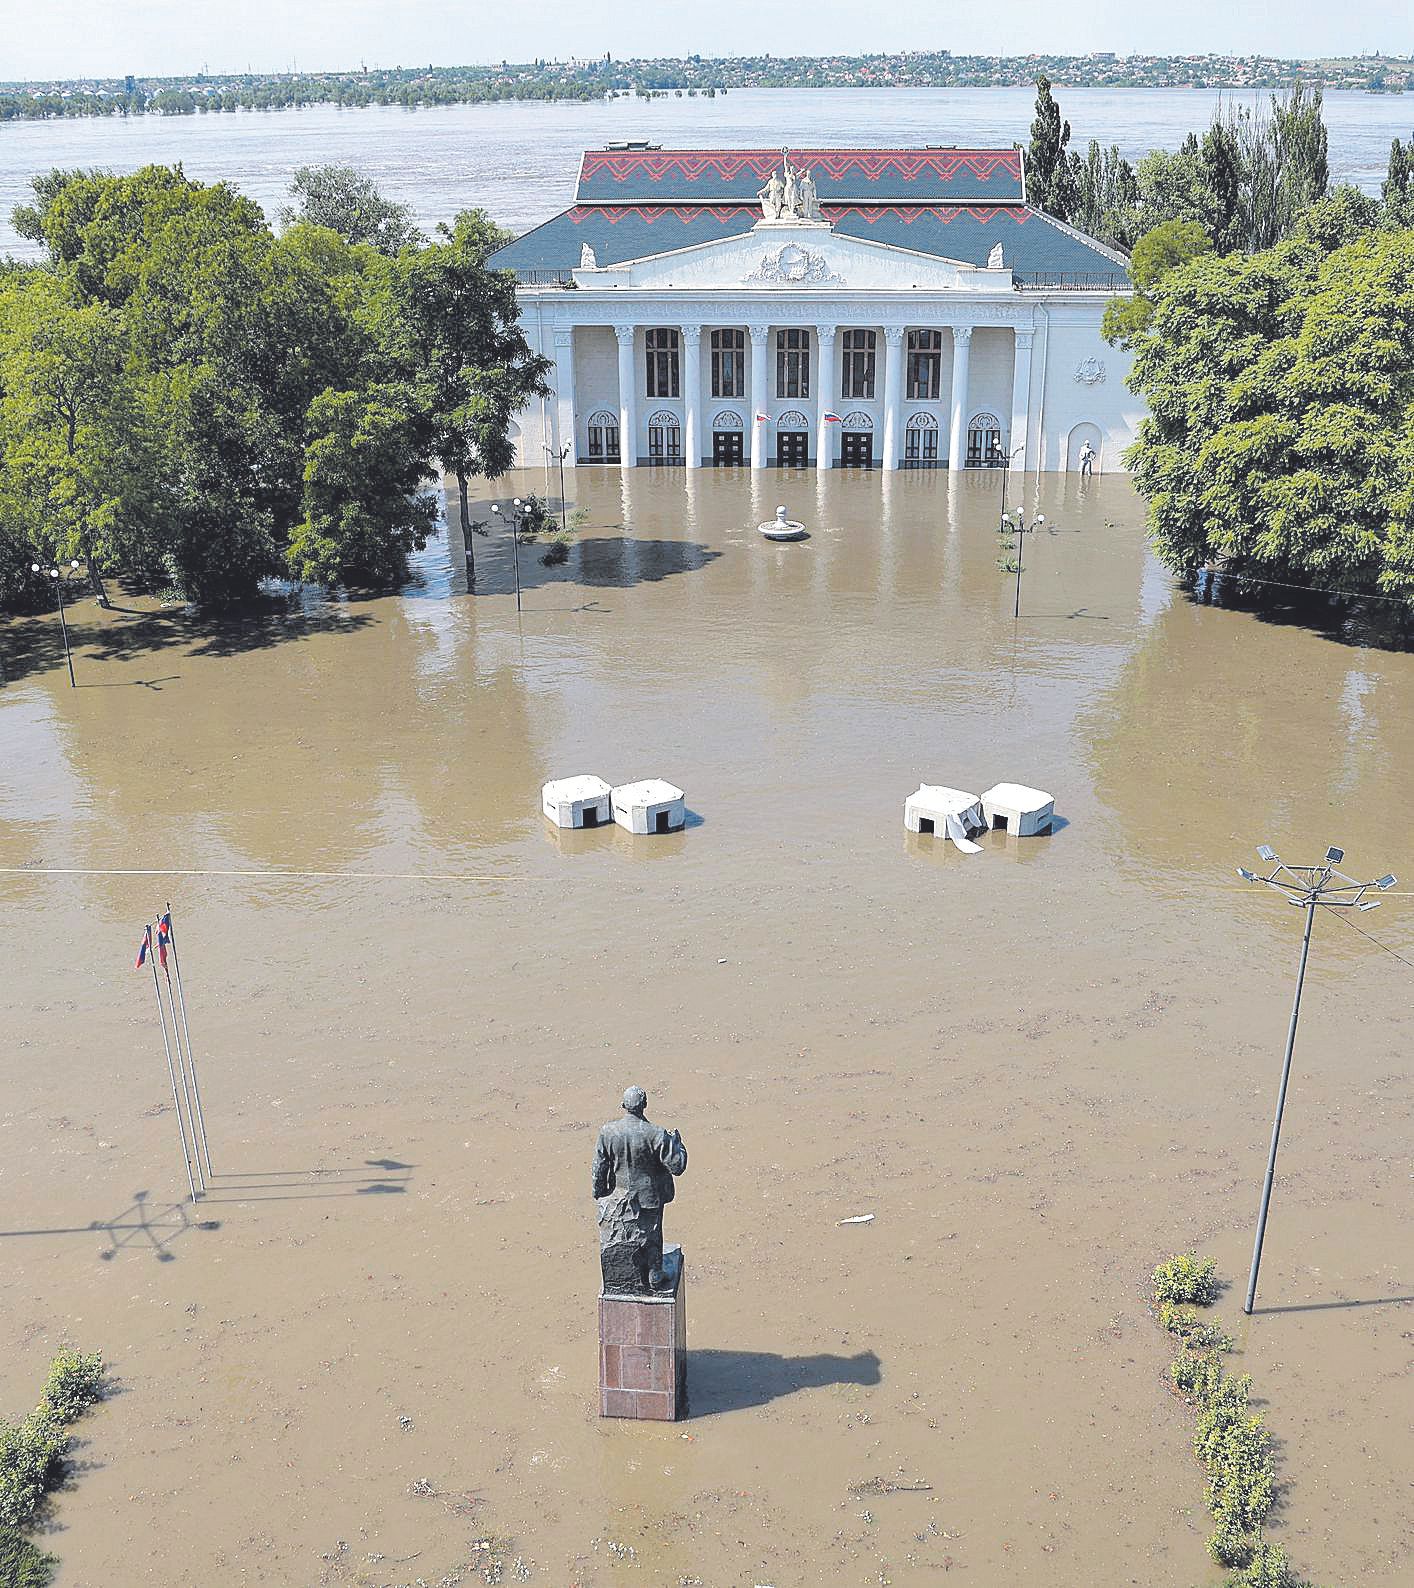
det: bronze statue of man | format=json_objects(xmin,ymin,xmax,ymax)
[{"xmin": 592, "ymin": 1086, "xmax": 687, "ymax": 1294}]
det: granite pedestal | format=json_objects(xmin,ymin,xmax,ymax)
[{"xmin": 598, "ymin": 1246, "xmax": 687, "ymax": 1420}]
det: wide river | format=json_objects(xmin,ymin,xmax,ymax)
[
  {"xmin": 1, "ymin": 85, "xmax": 1410, "ymax": 254},
  {"xmin": 2, "ymin": 466, "xmax": 1411, "ymax": 1586}
]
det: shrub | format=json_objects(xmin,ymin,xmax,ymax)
[
  {"xmin": 1209, "ymin": 1520, "xmax": 1255, "ymax": 1568},
  {"xmin": 39, "ymin": 1352, "xmax": 103, "ymax": 1424},
  {"xmin": 0, "ymin": 1525, "xmax": 57, "ymax": 1588},
  {"xmin": 1171, "ymin": 1350, "xmax": 1225, "ymax": 1402},
  {"xmin": 1226, "ymin": 1538, "xmax": 1297, "ymax": 1587},
  {"xmin": 0, "ymin": 1414, "xmax": 65, "ymax": 1530},
  {"xmin": 1152, "ymin": 1253, "xmax": 1220, "ymax": 1306},
  {"xmin": 1161, "ymin": 1302, "xmax": 1235, "ymax": 1351}
]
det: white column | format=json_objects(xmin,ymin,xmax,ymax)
[
  {"xmin": 814, "ymin": 324, "xmax": 837, "ymax": 470},
  {"xmin": 948, "ymin": 325, "xmax": 972, "ymax": 471},
  {"xmin": 748, "ymin": 322, "xmax": 770, "ymax": 470},
  {"xmin": 881, "ymin": 326, "xmax": 905, "ymax": 473},
  {"xmin": 614, "ymin": 323, "xmax": 636, "ymax": 470},
  {"xmin": 552, "ymin": 327, "xmax": 577, "ymax": 466},
  {"xmin": 681, "ymin": 323, "xmax": 703, "ymax": 469},
  {"xmin": 1010, "ymin": 328, "xmax": 1034, "ymax": 474}
]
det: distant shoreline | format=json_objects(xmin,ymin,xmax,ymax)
[{"xmin": 2, "ymin": 52, "xmax": 1409, "ymax": 124}]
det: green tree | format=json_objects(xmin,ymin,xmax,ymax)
[
  {"xmin": 1024, "ymin": 75, "xmax": 1075, "ymax": 222},
  {"xmin": 1101, "ymin": 219, "xmax": 1212, "ymax": 344},
  {"xmin": 391, "ymin": 210, "xmax": 550, "ymax": 575},
  {"xmin": 1071, "ymin": 140, "xmax": 1142, "ymax": 252},
  {"xmin": 1199, "ymin": 118, "xmax": 1246, "ymax": 253},
  {"xmin": 0, "ymin": 272, "xmax": 161, "ymax": 601},
  {"xmin": 1121, "ymin": 227, "xmax": 1414, "ymax": 604},
  {"xmin": 279, "ymin": 164, "xmax": 423, "ymax": 254},
  {"xmin": 1273, "ymin": 81, "xmax": 1329, "ymax": 231},
  {"xmin": 1384, "ymin": 136, "xmax": 1414, "ymax": 227},
  {"xmin": 287, "ymin": 387, "xmax": 436, "ymax": 586}
]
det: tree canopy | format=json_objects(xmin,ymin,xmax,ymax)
[
  {"xmin": 1, "ymin": 164, "xmax": 543, "ymax": 610},
  {"xmin": 1120, "ymin": 225, "xmax": 1414, "ymax": 605},
  {"xmin": 279, "ymin": 164, "xmax": 424, "ymax": 254}
]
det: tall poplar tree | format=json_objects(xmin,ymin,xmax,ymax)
[{"xmin": 1024, "ymin": 76, "xmax": 1075, "ymax": 223}]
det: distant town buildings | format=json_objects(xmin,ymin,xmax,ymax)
[{"xmin": 1, "ymin": 52, "xmax": 1411, "ymax": 120}]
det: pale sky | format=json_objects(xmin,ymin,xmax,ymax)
[{"xmin": 4, "ymin": 0, "xmax": 1409, "ymax": 81}]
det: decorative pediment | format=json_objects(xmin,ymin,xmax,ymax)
[
  {"xmin": 576, "ymin": 223, "xmax": 1013, "ymax": 294},
  {"xmin": 742, "ymin": 242, "xmax": 845, "ymax": 287}
]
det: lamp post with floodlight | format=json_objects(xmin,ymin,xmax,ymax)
[
  {"xmin": 32, "ymin": 558, "xmax": 81, "ymax": 687},
  {"xmin": 1234, "ymin": 845, "xmax": 1397, "ymax": 1314}
]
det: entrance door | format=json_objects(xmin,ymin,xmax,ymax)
[
  {"xmin": 841, "ymin": 431, "xmax": 874, "ymax": 467},
  {"xmin": 776, "ymin": 431, "xmax": 808, "ymax": 467},
  {"xmin": 713, "ymin": 430, "xmax": 744, "ymax": 465}
]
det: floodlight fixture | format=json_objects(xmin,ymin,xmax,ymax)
[
  {"xmin": 30, "ymin": 562, "xmax": 40, "ymax": 573},
  {"xmin": 1234, "ymin": 842, "xmax": 1396, "ymax": 1315}
]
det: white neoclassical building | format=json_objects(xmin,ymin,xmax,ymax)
[{"xmin": 489, "ymin": 145, "xmax": 1140, "ymax": 474}]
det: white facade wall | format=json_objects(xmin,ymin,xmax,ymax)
[{"xmin": 506, "ymin": 221, "xmax": 1140, "ymax": 474}]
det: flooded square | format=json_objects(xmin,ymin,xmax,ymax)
[{"xmin": 1, "ymin": 465, "xmax": 1411, "ymax": 1585}]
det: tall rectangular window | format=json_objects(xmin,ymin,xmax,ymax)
[
  {"xmin": 906, "ymin": 329, "xmax": 944, "ymax": 401},
  {"xmin": 776, "ymin": 329, "xmax": 811, "ymax": 400},
  {"xmin": 840, "ymin": 329, "xmax": 876, "ymax": 400},
  {"xmin": 710, "ymin": 329, "xmax": 745, "ymax": 398},
  {"xmin": 645, "ymin": 328, "xmax": 680, "ymax": 398}
]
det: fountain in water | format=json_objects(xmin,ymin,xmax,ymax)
[{"xmin": 758, "ymin": 504, "xmax": 807, "ymax": 541}]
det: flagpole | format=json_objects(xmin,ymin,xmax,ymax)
[
  {"xmin": 164, "ymin": 903, "xmax": 214, "ymax": 1182},
  {"xmin": 161, "ymin": 955, "xmax": 206, "ymax": 1195},
  {"xmin": 145, "ymin": 925, "xmax": 198, "ymax": 1203}
]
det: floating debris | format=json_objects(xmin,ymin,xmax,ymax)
[{"xmin": 849, "ymin": 1476, "xmax": 933, "ymax": 1496}]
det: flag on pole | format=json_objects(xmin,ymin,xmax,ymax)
[
  {"xmin": 823, "ymin": 412, "xmax": 843, "ymax": 423},
  {"xmin": 157, "ymin": 911, "xmax": 171, "ymax": 969},
  {"xmin": 754, "ymin": 413, "xmax": 770, "ymax": 422},
  {"xmin": 135, "ymin": 925, "xmax": 151, "ymax": 969}
]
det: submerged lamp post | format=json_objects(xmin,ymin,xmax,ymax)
[
  {"xmin": 32, "ymin": 558, "xmax": 81, "ymax": 687},
  {"xmin": 490, "ymin": 499, "xmax": 524, "ymax": 612},
  {"xmin": 543, "ymin": 442, "xmax": 570, "ymax": 534},
  {"xmin": 999, "ymin": 504, "xmax": 1045, "ymax": 621},
  {"xmin": 1235, "ymin": 846, "xmax": 1397, "ymax": 1314}
]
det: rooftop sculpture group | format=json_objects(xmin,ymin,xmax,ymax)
[{"xmin": 757, "ymin": 150, "xmax": 824, "ymax": 222}]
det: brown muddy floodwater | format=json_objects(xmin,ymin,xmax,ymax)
[{"xmin": 1, "ymin": 466, "xmax": 1411, "ymax": 1588}]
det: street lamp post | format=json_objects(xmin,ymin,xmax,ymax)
[
  {"xmin": 999, "ymin": 503, "xmax": 1046, "ymax": 621},
  {"xmin": 490, "ymin": 500, "xmax": 524, "ymax": 613},
  {"xmin": 1234, "ymin": 846, "xmax": 1397, "ymax": 1314},
  {"xmin": 543, "ymin": 443, "xmax": 570, "ymax": 534},
  {"xmin": 988, "ymin": 441, "xmax": 1025, "ymax": 531},
  {"xmin": 32, "ymin": 558, "xmax": 81, "ymax": 687}
]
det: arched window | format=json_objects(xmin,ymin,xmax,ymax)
[
  {"xmin": 586, "ymin": 409, "xmax": 620, "ymax": 462},
  {"xmin": 904, "ymin": 411, "xmax": 938, "ymax": 467},
  {"xmin": 967, "ymin": 412, "xmax": 1004, "ymax": 468},
  {"xmin": 775, "ymin": 409, "xmax": 810, "ymax": 430},
  {"xmin": 842, "ymin": 411, "xmax": 873, "ymax": 431},
  {"xmin": 711, "ymin": 409, "xmax": 743, "ymax": 429},
  {"xmin": 647, "ymin": 409, "xmax": 681, "ymax": 463}
]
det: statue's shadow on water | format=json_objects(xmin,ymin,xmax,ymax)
[{"xmin": 686, "ymin": 1348, "xmax": 881, "ymax": 1416}]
